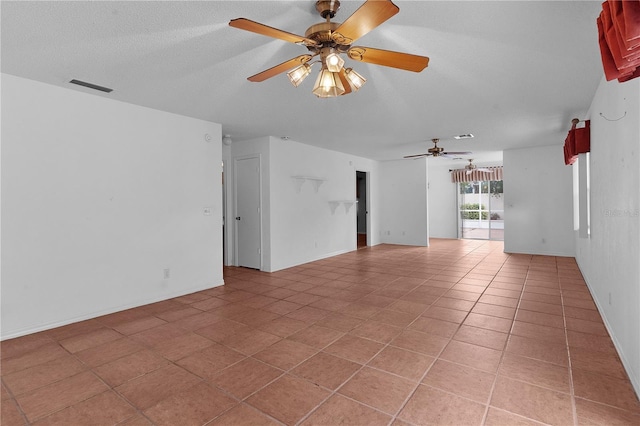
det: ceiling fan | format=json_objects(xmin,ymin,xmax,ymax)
[
  {"xmin": 404, "ymin": 139, "xmax": 472, "ymax": 159},
  {"xmin": 464, "ymin": 159, "xmax": 494, "ymax": 174},
  {"xmin": 229, "ymin": 0, "xmax": 430, "ymax": 98}
]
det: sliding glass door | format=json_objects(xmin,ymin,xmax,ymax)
[{"xmin": 458, "ymin": 180, "xmax": 504, "ymax": 240}]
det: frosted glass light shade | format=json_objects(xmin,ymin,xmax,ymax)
[
  {"xmin": 345, "ymin": 68, "xmax": 366, "ymax": 91},
  {"xmin": 287, "ymin": 63, "xmax": 311, "ymax": 87},
  {"xmin": 325, "ymin": 52, "xmax": 345, "ymax": 72},
  {"xmin": 312, "ymin": 68, "xmax": 345, "ymax": 98}
]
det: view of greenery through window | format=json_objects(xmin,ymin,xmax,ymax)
[{"xmin": 458, "ymin": 180, "xmax": 504, "ymax": 240}]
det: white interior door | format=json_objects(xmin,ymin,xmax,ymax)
[{"xmin": 235, "ymin": 156, "xmax": 261, "ymax": 269}]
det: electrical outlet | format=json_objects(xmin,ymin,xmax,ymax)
[
  {"xmin": 608, "ymin": 292, "xmax": 612, "ymax": 305},
  {"xmin": 163, "ymin": 268, "xmax": 170, "ymax": 279}
]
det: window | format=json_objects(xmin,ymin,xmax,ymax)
[{"xmin": 458, "ymin": 179, "xmax": 504, "ymax": 241}]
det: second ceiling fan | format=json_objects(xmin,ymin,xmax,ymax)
[
  {"xmin": 229, "ymin": 0, "xmax": 430, "ymax": 97},
  {"xmin": 464, "ymin": 159, "xmax": 494, "ymax": 174},
  {"xmin": 404, "ymin": 139, "xmax": 472, "ymax": 159}
]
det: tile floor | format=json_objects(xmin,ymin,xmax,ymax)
[{"xmin": 2, "ymin": 239, "xmax": 640, "ymax": 425}]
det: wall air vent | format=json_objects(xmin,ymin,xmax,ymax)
[{"xmin": 69, "ymin": 79, "xmax": 113, "ymax": 93}]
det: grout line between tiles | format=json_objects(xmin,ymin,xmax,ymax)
[{"xmin": 478, "ymin": 253, "xmax": 531, "ymax": 425}]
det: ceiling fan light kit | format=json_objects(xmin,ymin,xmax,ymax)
[
  {"xmin": 313, "ymin": 66, "xmax": 346, "ymax": 97},
  {"xmin": 229, "ymin": 0, "xmax": 429, "ymax": 98},
  {"xmin": 325, "ymin": 49, "xmax": 345, "ymax": 72},
  {"xmin": 344, "ymin": 68, "xmax": 366, "ymax": 91},
  {"xmin": 287, "ymin": 63, "xmax": 312, "ymax": 87},
  {"xmin": 464, "ymin": 159, "xmax": 494, "ymax": 174}
]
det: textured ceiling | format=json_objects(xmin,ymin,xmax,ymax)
[{"xmin": 1, "ymin": 1, "xmax": 604, "ymax": 165}]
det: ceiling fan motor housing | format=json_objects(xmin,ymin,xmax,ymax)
[
  {"xmin": 305, "ymin": 22, "xmax": 341, "ymax": 44},
  {"xmin": 316, "ymin": 0, "xmax": 340, "ymax": 19},
  {"xmin": 428, "ymin": 139, "xmax": 444, "ymax": 156}
]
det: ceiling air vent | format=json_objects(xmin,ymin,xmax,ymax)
[
  {"xmin": 454, "ymin": 133, "xmax": 474, "ymax": 140},
  {"xmin": 69, "ymin": 79, "xmax": 113, "ymax": 93}
]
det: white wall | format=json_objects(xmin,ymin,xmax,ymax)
[
  {"xmin": 428, "ymin": 163, "xmax": 458, "ymax": 239},
  {"xmin": 270, "ymin": 139, "xmax": 370, "ymax": 271},
  {"xmin": 379, "ymin": 159, "xmax": 429, "ymax": 246},
  {"xmin": 227, "ymin": 137, "xmax": 379, "ymax": 272},
  {"xmin": 1, "ymin": 74, "xmax": 223, "ymax": 339},
  {"xmin": 503, "ymin": 145, "xmax": 575, "ymax": 256},
  {"xmin": 576, "ymin": 77, "xmax": 640, "ymax": 394}
]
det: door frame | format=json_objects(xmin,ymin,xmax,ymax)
[
  {"xmin": 356, "ymin": 170, "xmax": 371, "ymax": 247},
  {"xmin": 457, "ymin": 180, "xmax": 503, "ymax": 241},
  {"xmin": 233, "ymin": 154, "xmax": 263, "ymax": 270}
]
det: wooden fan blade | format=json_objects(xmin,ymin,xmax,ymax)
[
  {"xmin": 331, "ymin": 0, "xmax": 399, "ymax": 45},
  {"xmin": 404, "ymin": 153, "xmax": 430, "ymax": 159},
  {"xmin": 348, "ymin": 46, "xmax": 429, "ymax": 72},
  {"xmin": 337, "ymin": 68, "xmax": 352, "ymax": 95},
  {"xmin": 443, "ymin": 152, "xmax": 472, "ymax": 155},
  {"xmin": 230, "ymin": 18, "xmax": 319, "ymax": 47},
  {"xmin": 247, "ymin": 54, "xmax": 313, "ymax": 82}
]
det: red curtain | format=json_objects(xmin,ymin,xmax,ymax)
[
  {"xmin": 598, "ymin": 1, "xmax": 640, "ymax": 82},
  {"xmin": 564, "ymin": 120, "xmax": 591, "ymax": 165}
]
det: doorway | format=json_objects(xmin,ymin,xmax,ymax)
[
  {"xmin": 356, "ymin": 171, "xmax": 368, "ymax": 248},
  {"xmin": 458, "ymin": 179, "xmax": 504, "ymax": 241},
  {"xmin": 234, "ymin": 156, "xmax": 262, "ymax": 269}
]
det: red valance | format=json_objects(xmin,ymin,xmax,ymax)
[
  {"xmin": 564, "ymin": 120, "xmax": 591, "ymax": 165},
  {"xmin": 597, "ymin": 1, "xmax": 640, "ymax": 82}
]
